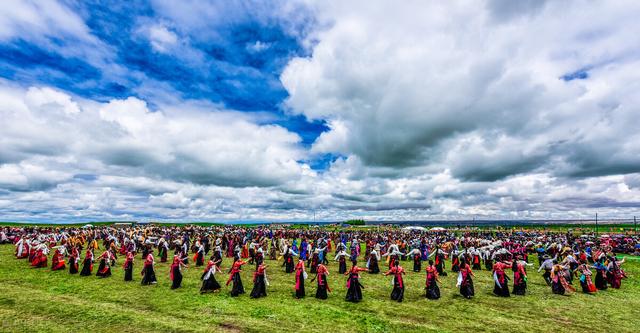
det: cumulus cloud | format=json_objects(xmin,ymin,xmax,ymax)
[
  {"xmin": 2, "ymin": 0, "xmax": 640, "ymax": 222},
  {"xmin": 282, "ymin": 0, "xmax": 640, "ymax": 180},
  {"xmin": 0, "ymin": 81, "xmax": 306, "ymax": 190}
]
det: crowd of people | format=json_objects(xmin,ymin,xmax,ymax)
[{"xmin": 2, "ymin": 224, "xmax": 634, "ymax": 302}]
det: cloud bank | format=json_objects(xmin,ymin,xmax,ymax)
[{"xmin": 1, "ymin": 0, "xmax": 640, "ymax": 221}]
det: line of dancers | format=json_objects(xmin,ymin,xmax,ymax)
[{"xmin": 6, "ymin": 225, "xmax": 632, "ymax": 302}]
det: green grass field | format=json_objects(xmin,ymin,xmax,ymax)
[{"xmin": 0, "ymin": 245, "xmax": 638, "ymax": 333}]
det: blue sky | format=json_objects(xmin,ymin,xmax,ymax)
[
  {"xmin": 0, "ymin": 1, "xmax": 328, "ymax": 146},
  {"xmin": 1, "ymin": 0, "xmax": 640, "ymax": 222}
]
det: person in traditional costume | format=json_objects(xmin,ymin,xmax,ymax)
[
  {"xmin": 593, "ymin": 256, "xmax": 608, "ymax": 290},
  {"xmin": 311, "ymin": 263, "xmax": 330, "ymax": 300},
  {"xmin": 250, "ymin": 263, "xmax": 268, "ymax": 298},
  {"xmin": 200, "ymin": 259, "xmax": 222, "ymax": 293},
  {"xmin": 31, "ymin": 243, "xmax": 49, "ymax": 268},
  {"xmin": 227, "ymin": 259, "xmax": 246, "ymax": 296},
  {"xmin": 384, "ymin": 261, "xmax": 406, "ymax": 302},
  {"xmin": 193, "ymin": 241, "xmax": 205, "ymax": 267},
  {"xmin": 51, "ymin": 246, "xmax": 66, "ymax": 271},
  {"xmin": 457, "ymin": 258, "xmax": 475, "ymax": 299},
  {"xmin": 538, "ymin": 254, "xmax": 555, "ymax": 286},
  {"xmin": 80, "ymin": 248, "xmax": 94, "ymax": 276},
  {"xmin": 335, "ymin": 250, "xmax": 348, "ymax": 274},
  {"xmin": 309, "ymin": 249, "xmax": 320, "ymax": 274},
  {"xmin": 123, "ymin": 251, "xmax": 134, "ymax": 281},
  {"xmin": 96, "ymin": 250, "xmax": 113, "ymax": 278},
  {"xmin": 367, "ymin": 248, "xmax": 380, "ymax": 274},
  {"xmin": 141, "ymin": 253, "xmax": 157, "ymax": 285},
  {"xmin": 450, "ymin": 250, "xmax": 461, "ymax": 273},
  {"xmin": 606, "ymin": 256, "xmax": 626, "ymax": 289},
  {"xmin": 470, "ymin": 248, "xmax": 482, "ymax": 270},
  {"xmin": 345, "ymin": 263, "xmax": 368, "ymax": 302},
  {"xmin": 551, "ymin": 262, "xmax": 575, "ymax": 295},
  {"xmin": 574, "ymin": 260, "xmax": 596, "ymax": 293},
  {"xmin": 492, "ymin": 261, "xmax": 512, "ymax": 297},
  {"xmin": 281, "ymin": 244, "xmax": 297, "ymax": 273},
  {"xmin": 170, "ymin": 255, "xmax": 188, "ymax": 289},
  {"xmin": 425, "ymin": 260, "xmax": 440, "ymax": 300},
  {"xmin": 269, "ymin": 238, "xmax": 278, "ymax": 260},
  {"xmin": 69, "ymin": 246, "xmax": 80, "ymax": 274},
  {"xmin": 406, "ymin": 248, "xmax": 422, "ymax": 272},
  {"xmin": 511, "ymin": 256, "xmax": 530, "ymax": 296},
  {"xmin": 294, "ymin": 259, "xmax": 306, "ymax": 298},
  {"xmin": 158, "ymin": 237, "xmax": 169, "ymax": 263},
  {"xmin": 15, "ymin": 237, "xmax": 28, "ymax": 259},
  {"xmin": 429, "ymin": 247, "xmax": 447, "ymax": 276}
]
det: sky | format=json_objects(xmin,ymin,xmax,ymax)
[{"xmin": 1, "ymin": 0, "xmax": 640, "ymax": 222}]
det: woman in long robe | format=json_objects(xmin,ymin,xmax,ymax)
[
  {"xmin": 79, "ymin": 249, "xmax": 93, "ymax": 276},
  {"xmin": 69, "ymin": 247, "xmax": 80, "ymax": 274},
  {"xmin": 457, "ymin": 259, "xmax": 475, "ymax": 299},
  {"xmin": 51, "ymin": 248, "xmax": 66, "ymax": 271},
  {"xmin": 345, "ymin": 263, "xmax": 368, "ymax": 302},
  {"xmin": 425, "ymin": 260, "xmax": 440, "ymax": 300},
  {"xmin": 141, "ymin": 253, "xmax": 157, "ymax": 285},
  {"xmin": 384, "ymin": 262, "xmax": 406, "ymax": 302},
  {"xmin": 227, "ymin": 259, "xmax": 246, "ymax": 296},
  {"xmin": 512, "ymin": 258, "xmax": 528, "ymax": 296},
  {"xmin": 294, "ymin": 259, "xmax": 306, "ymax": 298},
  {"xmin": 200, "ymin": 260, "xmax": 222, "ymax": 293},
  {"xmin": 250, "ymin": 263, "xmax": 268, "ymax": 298},
  {"xmin": 575, "ymin": 260, "xmax": 596, "ymax": 293},
  {"xmin": 123, "ymin": 251, "xmax": 134, "ymax": 281},
  {"xmin": 492, "ymin": 261, "xmax": 511, "ymax": 297},
  {"xmin": 96, "ymin": 251, "xmax": 112, "ymax": 278},
  {"xmin": 311, "ymin": 263, "xmax": 330, "ymax": 300},
  {"xmin": 170, "ymin": 255, "xmax": 187, "ymax": 289}
]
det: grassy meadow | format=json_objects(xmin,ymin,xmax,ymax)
[{"xmin": 0, "ymin": 244, "xmax": 638, "ymax": 332}]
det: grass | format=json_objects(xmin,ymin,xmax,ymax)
[{"xmin": 0, "ymin": 245, "xmax": 638, "ymax": 332}]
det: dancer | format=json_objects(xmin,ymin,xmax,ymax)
[
  {"xmin": 406, "ymin": 247, "xmax": 422, "ymax": 272},
  {"xmin": 96, "ymin": 250, "xmax": 113, "ymax": 278},
  {"xmin": 335, "ymin": 249, "xmax": 348, "ymax": 274},
  {"xmin": 345, "ymin": 263, "xmax": 367, "ymax": 302},
  {"xmin": 512, "ymin": 256, "xmax": 529, "ymax": 296},
  {"xmin": 550, "ymin": 262, "xmax": 575, "ymax": 295},
  {"xmin": 79, "ymin": 248, "xmax": 94, "ymax": 276},
  {"xmin": 69, "ymin": 246, "xmax": 80, "ymax": 274},
  {"xmin": 575, "ymin": 260, "xmax": 596, "ymax": 293},
  {"xmin": 170, "ymin": 255, "xmax": 187, "ymax": 289},
  {"xmin": 311, "ymin": 263, "xmax": 331, "ymax": 300},
  {"xmin": 367, "ymin": 248, "xmax": 380, "ymax": 274},
  {"xmin": 123, "ymin": 251, "xmax": 134, "ymax": 281},
  {"xmin": 294, "ymin": 258, "xmax": 306, "ymax": 298},
  {"xmin": 384, "ymin": 261, "xmax": 406, "ymax": 302},
  {"xmin": 200, "ymin": 259, "xmax": 222, "ymax": 293},
  {"xmin": 141, "ymin": 253, "xmax": 157, "ymax": 285},
  {"xmin": 538, "ymin": 254, "xmax": 555, "ymax": 286},
  {"xmin": 227, "ymin": 259, "xmax": 246, "ymax": 296},
  {"xmin": 250, "ymin": 263, "xmax": 268, "ymax": 298},
  {"xmin": 606, "ymin": 256, "xmax": 626, "ymax": 289},
  {"xmin": 492, "ymin": 261, "xmax": 512, "ymax": 297},
  {"xmin": 457, "ymin": 258, "xmax": 475, "ymax": 299},
  {"xmin": 593, "ymin": 257, "xmax": 608, "ymax": 290},
  {"xmin": 51, "ymin": 246, "xmax": 66, "ymax": 271},
  {"xmin": 425, "ymin": 260, "xmax": 440, "ymax": 300}
]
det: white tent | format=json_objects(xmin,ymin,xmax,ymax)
[
  {"xmin": 430, "ymin": 227, "xmax": 446, "ymax": 231},
  {"xmin": 402, "ymin": 226, "xmax": 427, "ymax": 231},
  {"xmin": 82, "ymin": 224, "xmax": 94, "ymax": 228}
]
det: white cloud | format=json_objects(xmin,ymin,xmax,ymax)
[{"xmin": 148, "ymin": 24, "xmax": 178, "ymax": 52}]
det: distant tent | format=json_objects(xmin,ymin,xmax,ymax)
[
  {"xmin": 402, "ymin": 226, "xmax": 427, "ymax": 232},
  {"xmin": 430, "ymin": 227, "xmax": 446, "ymax": 232},
  {"xmin": 82, "ymin": 224, "xmax": 94, "ymax": 228}
]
